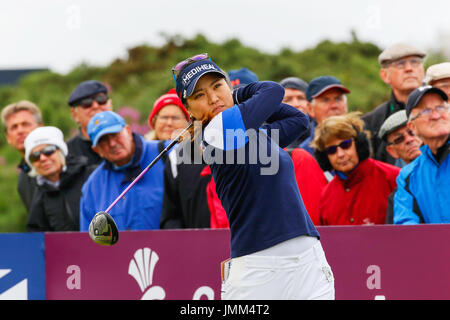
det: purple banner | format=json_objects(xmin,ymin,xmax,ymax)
[{"xmin": 45, "ymin": 224, "xmax": 450, "ymax": 300}]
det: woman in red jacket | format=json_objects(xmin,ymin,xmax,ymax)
[{"xmin": 312, "ymin": 112, "xmax": 400, "ymax": 225}]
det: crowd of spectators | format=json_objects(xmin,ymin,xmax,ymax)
[{"xmin": 1, "ymin": 42, "xmax": 449, "ymax": 232}]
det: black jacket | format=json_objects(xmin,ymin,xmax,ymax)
[
  {"xmin": 361, "ymin": 92, "xmax": 405, "ymax": 165},
  {"xmin": 17, "ymin": 159, "xmax": 37, "ymax": 213},
  {"xmin": 66, "ymin": 131, "xmax": 103, "ymax": 166},
  {"xmin": 27, "ymin": 155, "xmax": 97, "ymax": 232},
  {"xmin": 160, "ymin": 139, "xmax": 211, "ymax": 229}
]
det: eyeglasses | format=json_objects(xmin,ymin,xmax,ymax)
[
  {"xmin": 29, "ymin": 145, "xmax": 59, "ymax": 163},
  {"xmin": 77, "ymin": 94, "xmax": 109, "ymax": 109},
  {"xmin": 325, "ymin": 139, "xmax": 353, "ymax": 155},
  {"xmin": 172, "ymin": 53, "xmax": 209, "ymax": 79},
  {"xmin": 155, "ymin": 115, "xmax": 185, "ymax": 123},
  {"xmin": 389, "ymin": 57, "xmax": 423, "ymax": 69},
  {"xmin": 387, "ymin": 129, "xmax": 416, "ymax": 145},
  {"xmin": 409, "ymin": 104, "xmax": 450, "ymax": 121}
]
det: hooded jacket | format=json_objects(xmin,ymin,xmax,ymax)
[{"xmin": 27, "ymin": 155, "xmax": 96, "ymax": 231}]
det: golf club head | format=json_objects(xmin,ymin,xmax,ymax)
[{"xmin": 89, "ymin": 211, "xmax": 119, "ymax": 246}]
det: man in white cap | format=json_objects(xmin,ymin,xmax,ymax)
[
  {"xmin": 362, "ymin": 43, "xmax": 426, "ymax": 165},
  {"xmin": 24, "ymin": 126, "xmax": 94, "ymax": 231},
  {"xmin": 424, "ymin": 62, "xmax": 450, "ymax": 98}
]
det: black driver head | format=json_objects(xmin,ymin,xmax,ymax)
[{"xmin": 88, "ymin": 211, "xmax": 119, "ymax": 246}]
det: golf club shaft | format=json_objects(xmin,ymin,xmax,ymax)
[{"xmin": 105, "ymin": 121, "xmax": 194, "ymax": 213}]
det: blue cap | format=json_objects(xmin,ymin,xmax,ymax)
[
  {"xmin": 306, "ymin": 76, "xmax": 350, "ymax": 102},
  {"xmin": 87, "ymin": 111, "xmax": 126, "ymax": 147},
  {"xmin": 405, "ymin": 85, "xmax": 448, "ymax": 117},
  {"xmin": 175, "ymin": 59, "xmax": 227, "ymax": 101},
  {"xmin": 228, "ymin": 68, "xmax": 258, "ymax": 89},
  {"xmin": 68, "ymin": 80, "xmax": 108, "ymax": 106}
]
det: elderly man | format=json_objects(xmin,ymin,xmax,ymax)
[
  {"xmin": 280, "ymin": 77, "xmax": 309, "ymax": 113},
  {"xmin": 79, "ymin": 111, "xmax": 167, "ymax": 231},
  {"xmin": 1, "ymin": 100, "xmax": 43, "ymax": 211},
  {"xmin": 424, "ymin": 62, "xmax": 450, "ymax": 98},
  {"xmin": 67, "ymin": 80, "xmax": 113, "ymax": 165},
  {"xmin": 362, "ymin": 43, "xmax": 426, "ymax": 165},
  {"xmin": 299, "ymin": 75, "xmax": 350, "ymax": 156},
  {"xmin": 379, "ymin": 110, "xmax": 422, "ymax": 168},
  {"xmin": 394, "ymin": 86, "xmax": 450, "ymax": 224}
]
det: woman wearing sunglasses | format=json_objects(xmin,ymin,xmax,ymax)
[
  {"xmin": 24, "ymin": 126, "xmax": 95, "ymax": 231},
  {"xmin": 312, "ymin": 112, "xmax": 400, "ymax": 225},
  {"xmin": 172, "ymin": 54, "xmax": 334, "ymax": 300}
]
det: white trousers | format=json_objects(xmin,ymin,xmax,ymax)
[{"xmin": 221, "ymin": 237, "xmax": 335, "ymax": 300}]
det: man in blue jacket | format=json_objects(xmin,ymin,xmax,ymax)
[
  {"xmin": 79, "ymin": 111, "xmax": 166, "ymax": 231},
  {"xmin": 394, "ymin": 86, "xmax": 450, "ymax": 224}
]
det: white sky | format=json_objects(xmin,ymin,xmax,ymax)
[{"xmin": 1, "ymin": 0, "xmax": 449, "ymax": 74}]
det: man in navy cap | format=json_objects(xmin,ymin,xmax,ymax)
[
  {"xmin": 298, "ymin": 75, "xmax": 350, "ymax": 157},
  {"xmin": 67, "ymin": 80, "xmax": 113, "ymax": 165},
  {"xmin": 394, "ymin": 85, "xmax": 450, "ymax": 224}
]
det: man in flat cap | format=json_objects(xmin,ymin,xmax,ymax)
[
  {"xmin": 379, "ymin": 110, "xmax": 422, "ymax": 168},
  {"xmin": 424, "ymin": 62, "xmax": 450, "ymax": 98},
  {"xmin": 380, "ymin": 110, "xmax": 422, "ymax": 224},
  {"xmin": 393, "ymin": 85, "xmax": 450, "ymax": 224},
  {"xmin": 67, "ymin": 80, "xmax": 113, "ymax": 165},
  {"xmin": 362, "ymin": 43, "xmax": 426, "ymax": 165}
]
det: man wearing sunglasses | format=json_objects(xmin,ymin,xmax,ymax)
[
  {"xmin": 393, "ymin": 86, "xmax": 450, "ymax": 225},
  {"xmin": 67, "ymin": 80, "xmax": 113, "ymax": 165},
  {"xmin": 362, "ymin": 43, "xmax": 426, "ymax": 166},
  {"xmin": 379, "ymin": 110, "xmax": 422, "ymax": 168}
]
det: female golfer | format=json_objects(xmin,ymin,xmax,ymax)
[{"xmin": 172, "ymin": 54, "xmax": 335, "ymax": 300}]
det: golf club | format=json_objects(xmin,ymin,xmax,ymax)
[{"xmin": 88, "ymin": 121, "xmax": 194, "ymax": 246}]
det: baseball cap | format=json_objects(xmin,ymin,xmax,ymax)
[
  {"xmin": 87, "ymin": 111, "xmax": 126, "ymax": 147},
  {"xmin": 378, "ymin": 43, "xmax": 426, "ymax": 66},
  {"xmin": 228, "ymin": 68, "xmax": 258, "ymax": 89},
  {"xmin": 280, "ymin": 77, "xmax": 308, "ymax": 93},
  {"xmin": 424, "ymin": 62, "xmax": 450, "ymax": 85},
  {"xmin": 148, "ymin": 89, "xmax": 190, "ymax": 128},
  {"xmin": 175, "ymin": 59, "xmax": 227, "ymax": 101},
  {"xmin": 306, "ymin": 76, "xmax": 350, "ymax": 102},
  {"xmin": 24, "ymin": 126, "xmax": 68, "ymax": 168},
  {"xmin": 68, "ymin": 80, "xmax": 108, "ymax": 106},
  {"xmin": 405, "ymin": 85, "xmax": 448, "ymax": 117},
  {"xmin": 378, "ymin": 110, "xmax": 408, "ymax": 141}
]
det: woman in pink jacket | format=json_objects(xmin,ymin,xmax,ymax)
[{"xmin": 311, "ymin": 112, "xmax": 400, "ymax": 225}]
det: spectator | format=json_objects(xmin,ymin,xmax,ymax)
[
  {"xmin": 291, "ymin": 148, "xmax": 328, "ymax": 225},
  {"xmin": 394, "ymin": 86, "xmax": 450, "ymax": 224},
  {"xmin": 299, "ymin": 75, "xmax": 350, "ymax": 156},
  {"xmin": 67, "ymin": 80, "xmax": 113, "ymax": 165},
  {"xmin": 424, "ymin": 62, "xmax": 450, "ymax": 98},
  {"xmin": 362, "ymin": 43, "xmax": 426, "ymax": 165},
  {"xmin": 280, "ymin": 76, "xmax": 309, "ymax": 113},
  {"xmin": 379, "ymin": 110, "xmax": 422, "ymax": 168},
  {"xmin": 228, "ymin": 67, "xmax": 258, "ymax": 89},
  {"xmin": 312, "ymin": 112, "xmax": 400, "ymax": 225},
  {"xmin": 280, "ymin": 77, "xmax": 312, "ymax": 149},
  {"xmin": 145, "ymin": 89, "xmax": 190, "ymax": 141},
  {"xmin": 379, "ymin": 110, "xmax": 423, "ymax": 224},
  {"xmin": 24, "ymin": 126, "xmax": 94, "ymax": 231},
  {"xmin": 1, "ymin": 100, "xmax": 43, "ymax": 212},
  {"xmin": 80, "ymin": 111, "xmax": 166, "ymax": 231}
]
